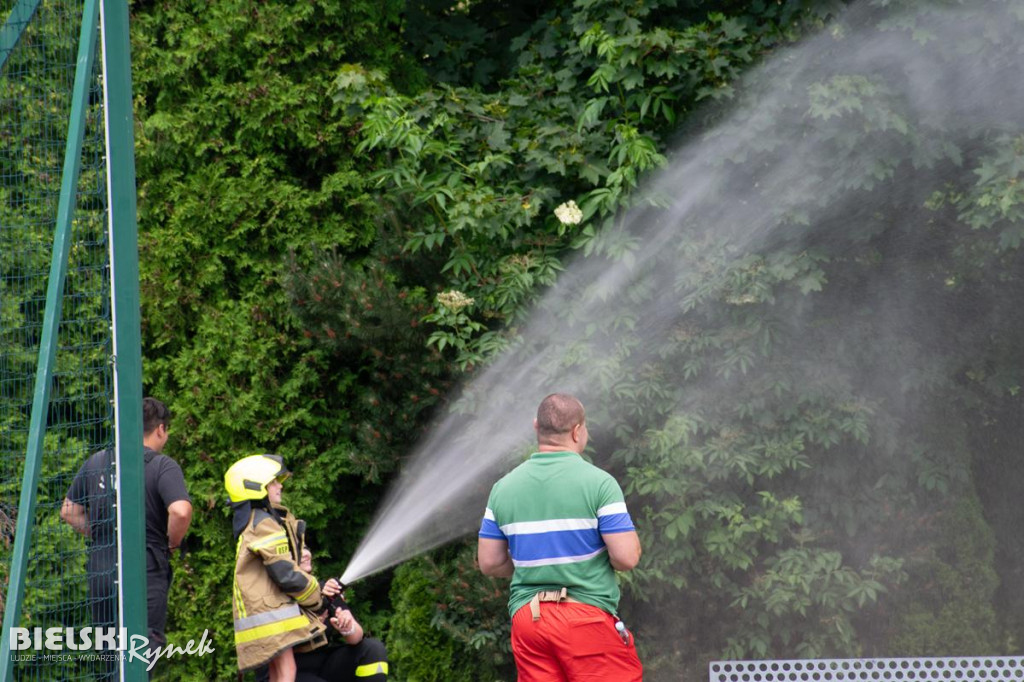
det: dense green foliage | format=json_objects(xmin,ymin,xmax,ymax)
[
  {"xmin": 130, "ymin": 1, "xmax": 421, "ymax": 677},
  {"xmin": 321, "ymin": 0, "xmax": 1024, "ymax": 678},
  {"xmin": 388, "ymin": 548, "xmax": 513, "ymax": 681},
  {"xmin": 5, "ymin": 0, "xmax": 1020, "ymax": 679}
]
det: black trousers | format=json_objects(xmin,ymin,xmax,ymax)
[
  {"xmin": 86, "ymin": 547, "xmax": 173, "ymax": 677},
  {"xmin": 87, "ymin": 546, "xmax": 173, "ymax": 645},
  {"xmin": 87, "ymin": 553, "xmax": 118, "ymax": 681},
  {"xmin": 297, "ymin": 637, "xmax": 388, "ymax": 681},
  {"xmin": 147, "ymin": 546, "xmax": 173, "ymax": 649},
  {"xmin": 255, "ymin": 638, "xmax": 389, "ymax": 682},
  {"xmin": 88, "ymin": 564, "xmax": 117, "ymax": 628}
]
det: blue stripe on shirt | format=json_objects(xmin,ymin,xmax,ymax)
[
  {"xmin": 597, "ymin": 512, "xmax": 635, "ymax": 534},
  {"xmin": 479, "ymin": 517, "xmax": 505, "ymax": 540},
  {"xmin": 507, "ymin": 528, "xmax": 604, "ymax": 563}
]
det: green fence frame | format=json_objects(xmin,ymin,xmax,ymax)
[
  {"xmin": 0, "ymin": 0, "xmax": 146, "ymax": 679},
  {"xmin": 101, "ymin": 0, "xmax": 148, "ymax": 676},
  {"xmin": 0, "ymin": 0, "xmax": 41, "ymax": 72}
]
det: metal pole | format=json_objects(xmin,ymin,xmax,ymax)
[
  {"xmin": 0, "ymin": 0, "xmax": 42, "ymax": 73},
  {"xmin": 100, "ymin": 0, "xmax": 147, "ymax": 679}
]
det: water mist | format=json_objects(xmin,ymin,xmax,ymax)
[{"xmin": 340, "ymin": 7, "xmax": 1024, "ymax": 668}]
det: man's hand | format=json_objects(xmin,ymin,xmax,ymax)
[{"xmin": 60, "ymin": 498, "xmax": 90, "ymax": 538}]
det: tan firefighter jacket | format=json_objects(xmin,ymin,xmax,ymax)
[{"xmin": 232, "ymin": 503, "xmax": 327, "ymax": 671}]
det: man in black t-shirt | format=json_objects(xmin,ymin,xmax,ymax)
[
  {"xmin": 62, "ymin": 397, "xmax": 192, "ymax": 650},
  {"xmin": 62, "ymin": 437, "xmax": 119, "ymax": 636}
]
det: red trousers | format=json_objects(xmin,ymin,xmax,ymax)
[{"xmin": 511, "ymin": 601, "xmax": 643, "ymax": 681}]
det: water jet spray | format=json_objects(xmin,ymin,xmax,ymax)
[{"xmin": 335, "ymin": 8, "xmax": 1024, "ymax": 668}]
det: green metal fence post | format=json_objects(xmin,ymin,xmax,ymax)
[
  {"xmin": 100, "ymin": 0, "xmax": 148, "ymax": 679},
  {"xmin": 0, "ymin": 0, "xmax": 101, "ymax": 677},
  {"xmin": 0, "ymin": 0, "xmax": 42, "ymax": 72}
]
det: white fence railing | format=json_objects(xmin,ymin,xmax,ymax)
[{"xmin": 709, "ymin": 657, "xmax": 1024, "ymax": 681}]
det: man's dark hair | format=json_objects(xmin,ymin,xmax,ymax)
[
  {"xmin": 142, "ymin": 397, "xmax": 171, "ymax": 435},
  {"xmin": 535, "ymin": 393, "xmax": 585, "ymax": 437}
]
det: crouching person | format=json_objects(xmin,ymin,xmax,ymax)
[
  {"xmin": 225, "ymin": 455, "xmax": 328, "ymax": 681},
  {"xmin": 295, "ymin": 547, "xmax": 389, "ymax": 682}
]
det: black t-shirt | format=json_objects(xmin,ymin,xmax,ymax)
[
  {"xmin": 67, "ymin": 447, "xmax": 190, "ymax": 555},
  {"xmin": 66, "ymin": 449, "xmax": 117, "ymax": 547},
  {"xmin": 143, "ymin": 447, "xmax": 190, "ymax": 552}
]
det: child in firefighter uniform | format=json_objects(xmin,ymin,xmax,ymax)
[{"xmin": 225, "ymin": 454, "xmax": 388, "ymax": 681}]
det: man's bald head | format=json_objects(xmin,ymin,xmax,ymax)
[{"xmin": 535, "ymin": 394, "xmax": 586, "ymax": 440}]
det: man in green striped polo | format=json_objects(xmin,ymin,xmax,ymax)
[{"xmin": 478, "ymin": 393, "xmax": 643, "ymax": 681}]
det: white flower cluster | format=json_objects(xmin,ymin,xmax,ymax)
[
  {"xmin": 554, "ymin": 200, "xmax": 583, "ymax": 226},
  {"xmin": 436, "ymin": 290, "xmax": 475, "ymax": 310}
]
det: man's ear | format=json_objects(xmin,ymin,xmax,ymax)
[{"xmin": 533, "ymin": 418, "xmax": 539, "ymax": 434}]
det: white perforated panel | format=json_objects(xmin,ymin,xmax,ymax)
[{"xmin": 709, "ymin": 658, "xmax": 1024, "ymax": 681}]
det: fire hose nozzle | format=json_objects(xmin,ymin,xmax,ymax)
[{"xmin": 323, "ymin": 578, "xmax": 350, "ymax": 613}]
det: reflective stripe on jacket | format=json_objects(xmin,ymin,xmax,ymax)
[{"xmin": 232, "ymin": 504, "xmax": 327, "ymax": 671}]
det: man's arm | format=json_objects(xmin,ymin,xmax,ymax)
[
  {"xmin": 166, "ymin": 500, "xmax": 192, "ymax": 549},
  {"xmin": 60, "ymin": 498, "xmax": 90, "ymax": 538},
  {"xmin": 603, "ymin": 530, "xmax": 641, "ymax": 571},
  {"xmin": 477, "ymin": 537, "xmax": 515, "ymax": 578}
]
